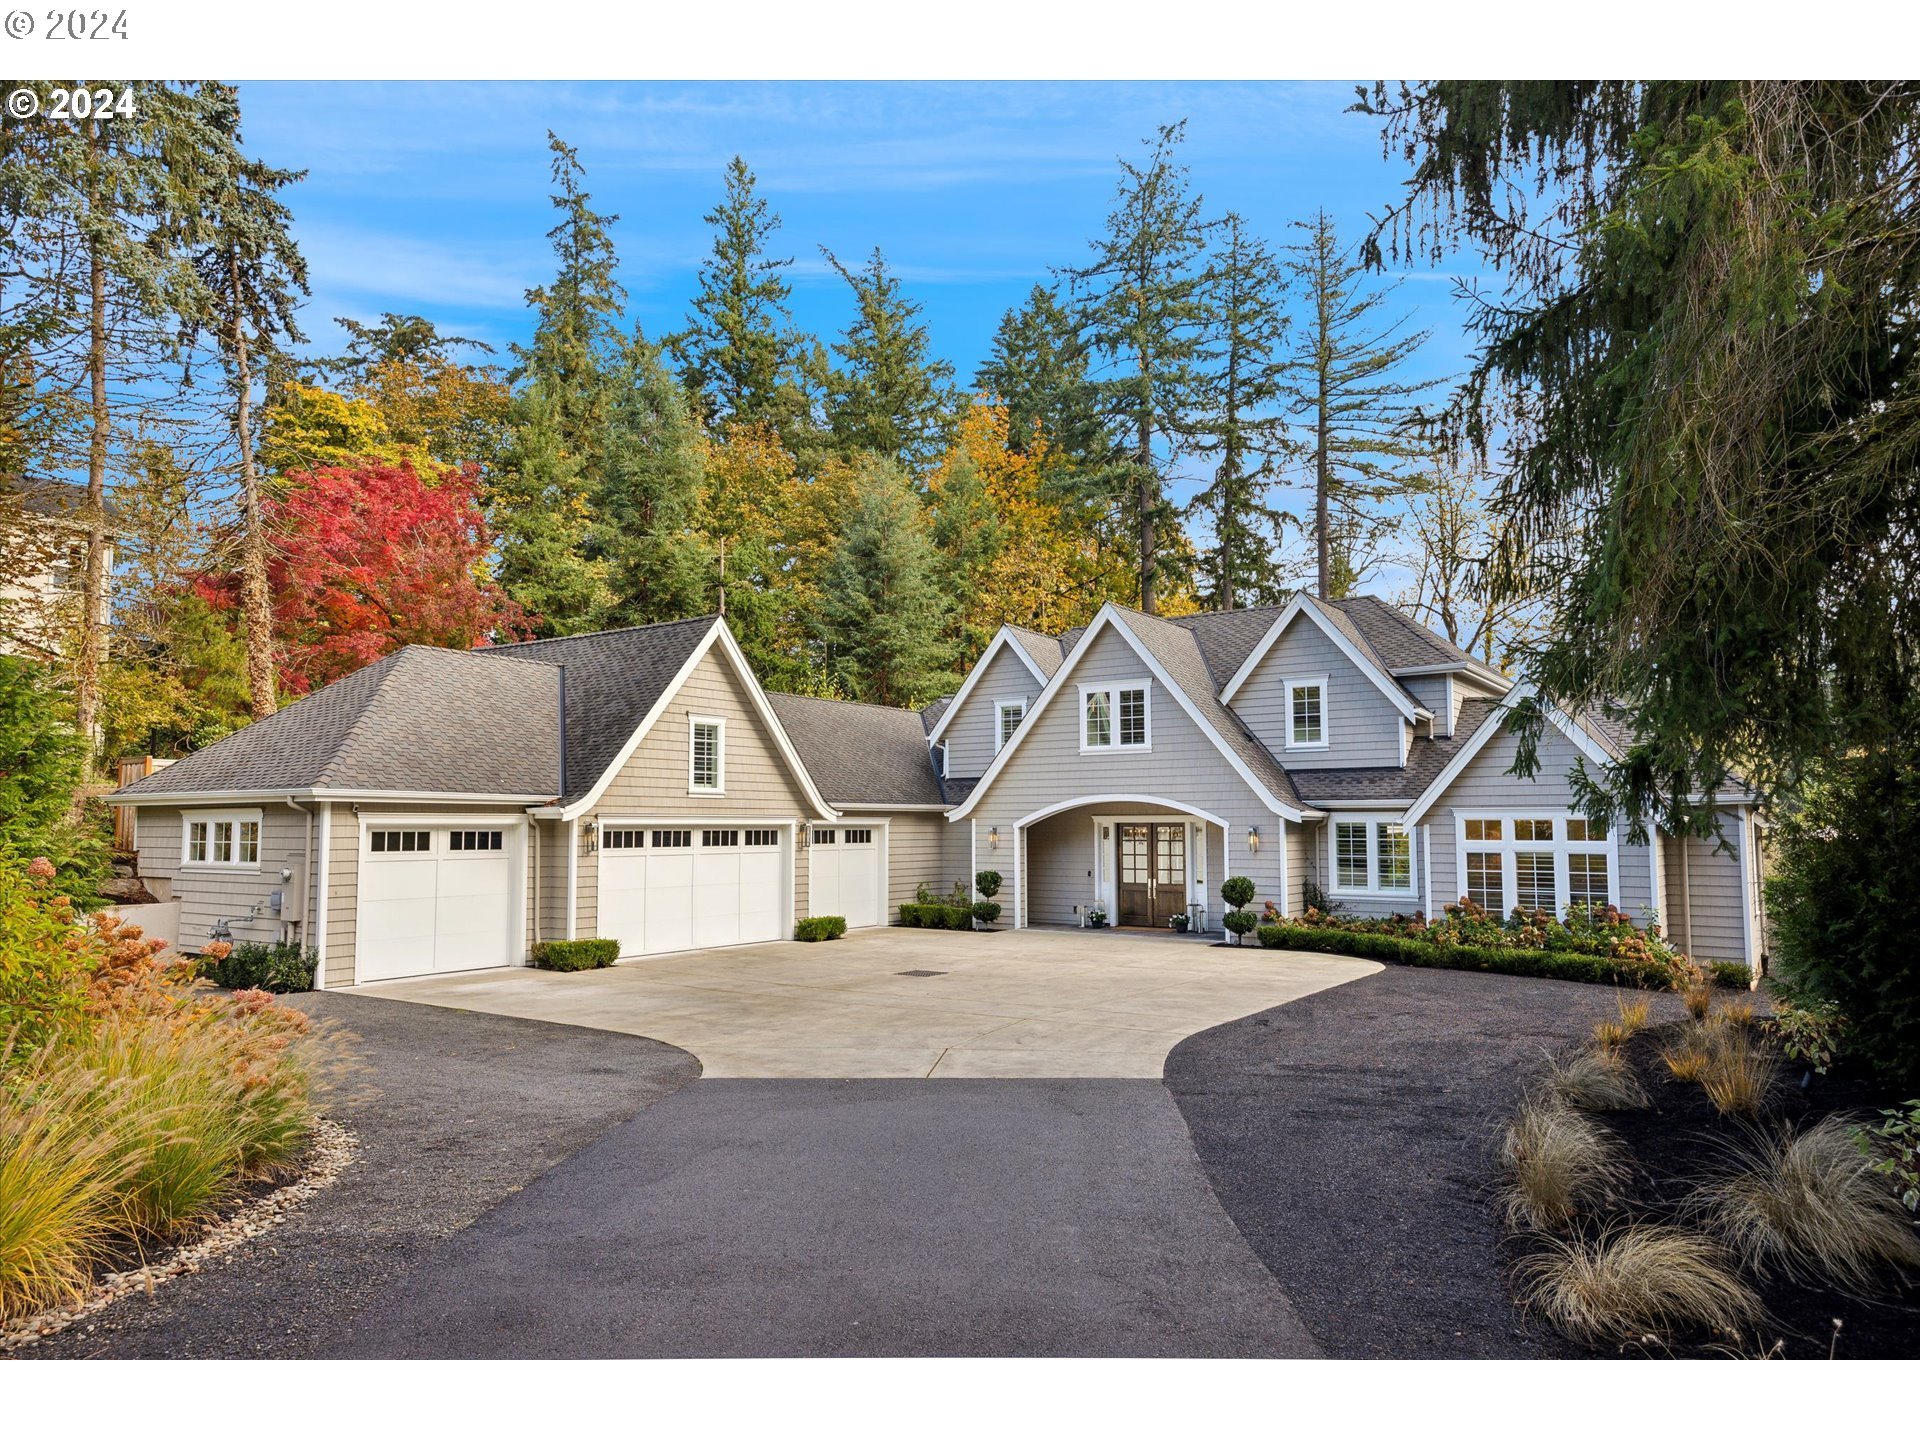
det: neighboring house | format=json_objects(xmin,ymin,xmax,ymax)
[
  {"xmin": 0, "ymin": 479, "xmax": 116, "ymax": 661},
  {"xmin": 112, "ymin": 594, "xmax": 1765, "ymax": 989}
]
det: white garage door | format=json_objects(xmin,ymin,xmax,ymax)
[
  {"xmin": 358, "ymin": 824, "xmax": 518, "ymax": 983},
  {"xmin": 808, "ymin": 825, "xmax": 883, "ymax": 930},
  {"xmin": 599, "ymin": 824, "xmax": 787, "ymax": 958}
]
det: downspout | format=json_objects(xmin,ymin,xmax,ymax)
[
  {"xmin": 313, "ymin": 802, "xmax": 333, "ymax": 989},
  {"xmin": 286, "ymin": 795, "xmax": 313, "ymax": 953},
  {"xmin": 1678, "ymin": 833, "xmax": 1694, "ymax": 957}
]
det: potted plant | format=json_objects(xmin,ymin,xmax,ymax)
[
  {"xmin": 1086, "ymin": 903, "xmax": 1108, "ymax": 929},
  {"xmin": 973, "ymin": 870, "xmax": 1003, "ymax": 930},
  {"xmin": 1220, "ymin": 875, "xmax": 1257, "ymax": 946},
  {"xmin": 1168, "ymin": 912, "xmax": 1191, "ymax": 933}
]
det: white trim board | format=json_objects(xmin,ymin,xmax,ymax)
[
  {"xmin": 924, "ymin": 625, "xmax": 1054, "ymax": 748},
  {"xmin": 1218, "ymin": 593, "xmax": 1431, "ymax": 723},
  {"xmin": 950, "ymin": 605, "xmax": 1310, "ymax": 823}
]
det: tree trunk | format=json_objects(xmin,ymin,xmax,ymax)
[
  {"xmin": 75, "ymin": 200, "xmax": 109, "ymax": 758},
  {"xmin": 233, "ymin": 252, "xmax": 277, "ymax": 720},
  {"xmin": 1137, "ymin": 411, "xmax": 1156, "ymax": 614},
  {"xmin": 1315, "ymin": 389, "xmax": 1331, "ymax": 601}
]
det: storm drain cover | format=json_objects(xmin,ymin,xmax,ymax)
[{"xmin": 897, "ymin": 969, "xmax": 948, "ymax": 978}]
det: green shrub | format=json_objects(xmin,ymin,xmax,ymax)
[
  {"xmin": 1767, "ymin": 749, "xmax": 1920, "ymax": 1086},
  {"xmin": 1223, "ymin": 908, "xmax": 1259, "ymax": 938},
  {"xmin": 1708, "ymin": 960, "xmax": 1753, "ymax": 989},
  {"xmin": 970, "ymin": 901, "xmax": 1002, "ymax": 926},
  {"xmin": 898, "ymin": 903, "xmax": 972, "ymax": 930},
  {"xmin": 1220, "ymin": 875, "xmax": 1256, "ymax": 910},
  {"xmin": 0, "ymin": 657, "xmax": 110, "ymax": 901},
  {"xmin": 975, "ymin": 870, "xmax": 1002, "ymax": 900},
  {"xmin": 0, "ymin": 855, "xmax": 91, "ymax": 1058},
  {"xmin": 1855, "ymin": 1101, "xmax": 1920, "ymax": 1213},
  {"xmin": 1254, "ymin": 924, "xmax": 1677, "ymax": 990},
  {"xmin": 201, "ymin": 940, "xmax": 316, "ymax": 994},
  {"xmin": 1766, "ymin": 994, "xmax": 1849, "ymax": 1075},
  {"xmin": 794, "ymin": 915, "xmax": 847, "ymax": 942},
  {"xmin": 530, "ymin": 939, "xmax": 621, "ymax": 972}
]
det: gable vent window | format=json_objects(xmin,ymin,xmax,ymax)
[
  {"xmin": 1081, "ymin": 683, "xmax": 1150, "ymax": 751},
  {"xmin": 449, "ymin": 830, "xmax": 503, "ymax": 852},
  {"xmin": 603, "ymin": 829, "xmax": 645, "ymax": 851},
  {"xmin": 370, "ymin": 829, "xmax": 431, "ymax": 854},
  {"xmin": 651, "ymin": 829, "xmax": 692, "ymax": 849},
  {"xmin": 689, "ymin": 716, "xmax": 724, "ymax": 793},
  {"xmin": 995, "ymin": 698, "xmax": 1025, "ymax": 752},
  {"xmin": 1286, "ymin": 679, "xmax": 1327, "ymax": 749}
]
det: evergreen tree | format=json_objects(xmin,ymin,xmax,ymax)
[
  {"xmin": 818, "ymin": 247, "xmax": 957, "ymax": 470},
  {"xmin": 327, "ymin": 312, "xmax": 493, "ymax": 374},
  {"xmin": 493, "ymin": 133, "xmax": 624, "ymax": 635},
  {"xmin": 1189, "ymin": 212, "xmax": 1294, "ymax": 610},
  {"xmin": 973, "ymin": 283, "xmax": 1107, "ymax": 470},
  {"xmin": 595, "ymin": 330, "xmax": 711, "ymax": 628},
  {"xmin": 1283, "ymin": 210, "xmax": 1433, "ymax": 600},
  {"xmin": 672, "ymin": 156, "xmax": 809, "ymax": 434},
  {"xmin": 812, "ymin": 456, "xmax": 955, "ymax": 705},
  {"xmin": 1066, "ymin": 122, "xmax": 1211, "ymax": 614},
  {"xmin": 180, "ymin": 82, "xmax": 309, "ymax": 720}
]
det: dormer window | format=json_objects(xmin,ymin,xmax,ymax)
[
  {"xmin": 995, "ymin": 698, "xmax": 1026, "ymax": 752},
  {"xmin": 1286, "ymin": 677, "xmax": 1328, "ymax": 749},
  {"xmin": 1081, "ymin": 682, "xmax": 1150, "ymax": 752}
]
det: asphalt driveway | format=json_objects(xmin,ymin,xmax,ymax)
[{"xmin": 353, "ymin": 927, "xmax": 1378, "ymax": 1078}]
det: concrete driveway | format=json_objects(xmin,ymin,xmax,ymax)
[{"xmin": 354, "ymin": 927, "xmax": 1378, "ymax": 1079}]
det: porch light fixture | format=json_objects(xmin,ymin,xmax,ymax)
[
  {"xmin": 583, "ymin": 818, "xmax": 599, "ymax": 854},
  {"xmin": 1247, "ymin": 825, "xmax": 1261, "ymax": 853},
  {"xmin": 989, "ymin": 826, "xmax": 1000, "ymax": 850}
]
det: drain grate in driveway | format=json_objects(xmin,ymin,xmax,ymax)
[{"xmin": 896, "ymin": 969, "xmax": 948, "ymax": 978}]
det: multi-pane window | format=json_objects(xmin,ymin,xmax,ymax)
[
  {"xmin": 702, "ymin": 829, "xmax": 740, "ymax": 848},
  {"xmin": 449, "ymin": 830, "xmax": 503, "ymax": 852},
  {"xmin": 603, "ymin": 828, "xmax": 645, "ymax": 850},
  {"xmin": 1081, "ymin": 684, "xmax": 1149, "ymax": 749},
  {"xmin": 651, "ymin": 829, "xmax": 692, "ymax": 848},
  {"xmin": 1464, "ymin": 818, "xmax": 1502, "ymax": 842},
  {"xmin": 185, "ymin": 811, "xmax": 263, "ymax": 868},
  {"xmin": 843, "ymin": 828, "xmax": 873, "ymax": 845},
  {"xmin": 996, "ymin": 699, "xmax": 1025, "ymax": 751},
  {"xmin": 1288, "ymin": 681, "xmax": 1325, "ymax": 747},
  {"xmin": 1514, "ymin": 851, "xmax": 1556, "ymax": 913},
  {"xmin": 1465, "ymin": 851, "xmax": 1504, "ymax": 911},
  {"xmin": 1335, "ymin": 822, "xmax": 1370, "ymax": 889},
  {"xmin": 1567, "ymin": 817, "xmax": 1609, "ymax": 842},
  {"xmin": 1568, "ymin": 854, "xmax": 1610, "ymax": 908},
  {"xmin": 690, "ymin": 718, "xmax": 723, "ymax": 791},
  {"xmin": 744, "ymin": 830, "xmax": 780, "ymax": 847},
  {"xmin": 1515, "ymin": 819, "xmax": 1553, "ymax": 842},
  {"xmin": 1083, "ymin": 690, "xmax": 1112, "ymax": 748},
  {"xmin": 370, "ymin": 829, "xmax": 431, "ymax": 854},
  {"xmin": 1376, "ymin": 824, "xmax": 1412, "ymax": 891},
  {"xmin": 812, "ymin": 828, "xmax": 837, "ymax": 845}
]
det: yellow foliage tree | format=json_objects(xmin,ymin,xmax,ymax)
[{"xmin": 260, "ymin": 360, "xmax": 511, "ymax": 482}]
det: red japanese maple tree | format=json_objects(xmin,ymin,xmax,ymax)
[{"xmin": 259, "ymin": 461, "xmax": 528, "ymax": 694}]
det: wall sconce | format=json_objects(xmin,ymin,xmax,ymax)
[
  {"xmin": 988, "ymin": 826, "xmax": 1000, "ymax": 850},
  {"xmin": 583, "ymin": 818, "xmax": 599, "ymax": 854},
  {"xmin": 798, "ymin": 819, "xmax": 810, "ymax": 847},
  {"xmin": 1247, "ymin": 825, "xmax": 1261, "ymax": 853}
]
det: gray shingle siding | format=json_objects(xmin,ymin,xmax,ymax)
[
  {"xmin": 1233, "ymin": 617, "xmax": 1407, "ymax": 770},
  {"xmin": 1660, "ymin": 811, "xmax": 1753, "ymax": 964},
  {"xmin": 930, "ymin": 642, "xmax": 1044, "ymax": 781}
]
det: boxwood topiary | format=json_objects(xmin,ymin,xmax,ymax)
[
  {"xmin": 1220, "ymin": 875, "xmax": 1256, "ymax": 910},
  {"xmin": 971, "ymin": 900, "xmax": 1002, "ymax": 927},
  {"xmin": 1222, "ymin": 908, "xmax": 1259, "ymax": 937},
  {"xmin": 532, "ymin": 938, "xmax": 621, "ymax": 972},
  {"xmin": 795, "ymin": 915, "xmax": 848, "ymax": 942}
]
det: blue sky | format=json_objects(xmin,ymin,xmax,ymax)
[{"xmin": 241, "ymin": 80, "xmax": 1482, "ymax": 566}]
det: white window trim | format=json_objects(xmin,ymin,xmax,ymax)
[
  {"xmin": 1284, "ymin": 675, "xmax": 1330, "ymax": 751},
  {"xmin": 181, "ymin": 807, "xmax": 264, "ymax": 871},
  {"xmin": 1454, "ymin": 811, "xmax": 1622, "ymax": 917},
  {"xmin": 1327, "ymin": 814, "xmax": 1416, "ymax": 897},
  {"xmin": 1078, "ymin": 679, "xmax": 1152, "ymax": 754},
  {"xmin": 993, "ymin": 696, "xmax": 1028, "ymax": 753},
  {"xmin": 688, "ymin": 713, "xmax": 726, "ymax": 795}
]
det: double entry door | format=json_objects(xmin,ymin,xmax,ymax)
[{"xmin": 1116, "ymin": 821, "xmax": 1188, "ymax": 927}]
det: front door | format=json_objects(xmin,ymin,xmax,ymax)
[{"xmin": 1115, "ymin": 822, "xmax": 1188, "ymax": 927}]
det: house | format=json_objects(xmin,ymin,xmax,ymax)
[
  {"xmin": 112, "ymin": 594, "xmax": 1766, "ymax": 988},
  {"xmin": 0, "ymin": 479, "xmax": 116, "ymax": 661}
]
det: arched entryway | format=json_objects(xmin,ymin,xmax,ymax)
[{"xmin": 1010, "ymin": 795, "xmax": 1247, "ymax": 934}]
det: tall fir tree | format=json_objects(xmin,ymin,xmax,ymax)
[
  {"xmin": 818, "ymin": 247, "xmax": 957, "ymax": 471},
  {"xmin": 672, "ymin": 156, "xmax": 810, "ymax": 436},
  {"xmin": 1284, "ymin": 210, "xmax": 1433, "ymax": 600},
  {"xmin": 974, "ymin": 283, "xmax": 1110, "ymax": 487},
  {"xmin": 595, "ymin": 330, "xmax": 711, "ymax": 628},
  {"xmin": 1065, "ymin": 121, "xmax": 1210, "ymax": 614},
  {"xmin": 179, "ymin": 82, "xmax": 309, "ymax": 720},
  {"xmin": 493, "ymin": 133, "xmax": 625, "ymax": 635},
  {"xmin": 1189, "ymin": 212, "xmax": 1294, "ymax": 610},
  {"xmin": 812, "ymin": 456, "xmax": 955, "ymax": 706}
]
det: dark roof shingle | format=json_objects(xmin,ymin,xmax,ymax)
[
  {"xmin": 768, "ymin": 692, "xmax": 943, "ymax": 807},
  {"xmin": 1288, "ymin": 698, "xmax": 1506, "ymax": 804}
]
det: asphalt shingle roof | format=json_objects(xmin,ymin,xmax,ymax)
[
  {"xmin": 768, "ymin": 692, "xmax": 944, "ymax": 807},
  {"xmin": 484, "ymin": 616, "xmax": 719, "ymax": 805},
  {"xmin": 1288, "ymin": 698, "xmax": 1506, "ymax": 804},
  {"xmin": 1004, "ymin": 623, "xmax": 1070, "ymax": 678},
  {"xmin": 115, "ymin": 645, "xmax": 564, "ymax": 798},
  {"xmin": 920, "ymin": 694, "xmax": 954, "ymax": 734},
  {"xmin": 1324, "ymin": 594, "xmax": 1481, "ymax": 672}
]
